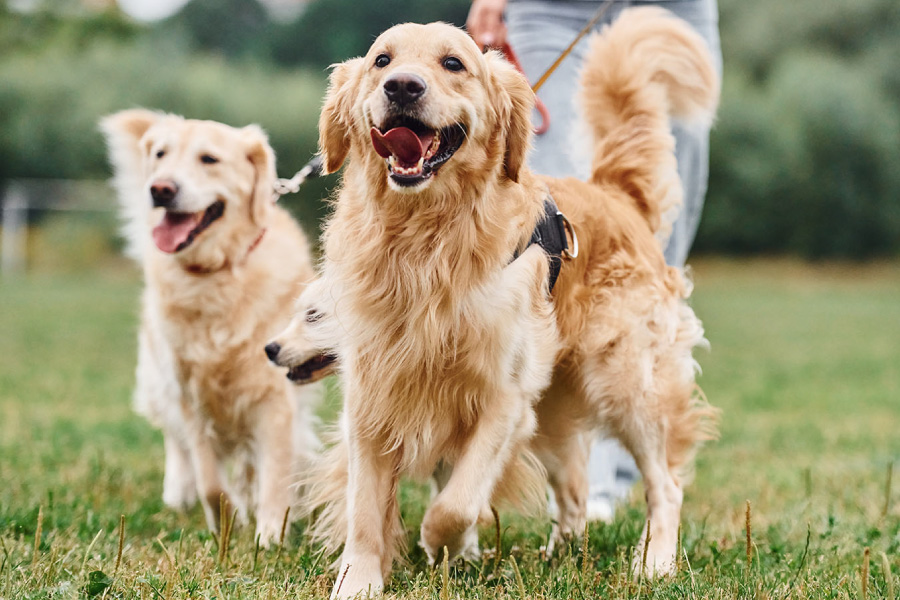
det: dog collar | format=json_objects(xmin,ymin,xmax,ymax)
[
  {"xmin": 512, "ymin": 194, "xmax": 577, "ymax": 292},
  {"xmin": 183, "ymin": 227, "xmax": 267, "ymax": 275},
  {"xmin": 244, "ymin": 227, "xmax": 267, "ymax": 259}
]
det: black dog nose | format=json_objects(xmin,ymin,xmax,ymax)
[
  {"xmin": 264, "ymin": 342, "xmax": 282, "ymax": 362},
  {"xmin": 264, "ymin": 342, "xmax": 281, "ymax": 363},
  {"xmin": 150, "ymin": 179, "xmax": 178, "ymax": 208},
  {"xmin": 383, "ymin": 73, "xmax": 426, "ymax": 106}
]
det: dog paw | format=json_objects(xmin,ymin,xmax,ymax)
[
  {"xmin": 630, "ymin": 536, "xmax": 677, "ymax": 579},
  {"xmin": 330, "ymin": 561, "xmax": 384, "ymax": 599},
  {"xmin": 162, "ymin": 469, "xmax": 198, "ymax": 511},
  {"xmin": 420, "ymin": 504, "xmax": 480, "ymax": 565},
  {"xmin": 546, "ymin": 521, "xmax": 587, "ymax": 557},
  {"xmin": 162, "ymin": 486, "xmax": 197, "ymax": 511},
  {"xmin": 255, "ymin": 521, "xmax": 283, "ymax": 549}
]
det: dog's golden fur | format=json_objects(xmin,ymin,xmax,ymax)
[
  {"xmin": 101, "ymin": 111, "xmax": 320, "ymax": 545},
  {"xmin": 303, "ymin": 8, "xmax": 719, "ymax": 597}
]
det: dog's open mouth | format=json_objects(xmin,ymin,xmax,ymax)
[
  {"xmin": 286, "ymin": 352, "xmax": 338, "ymax": 383},
  {"xmin": 152, "ymin": 200, "xmax": 225, "ymax": 254},
  {"xmin": 370, "ymin": 117, "xmax": 465, "ymax": 187}
]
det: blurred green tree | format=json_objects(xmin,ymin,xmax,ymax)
[
  {"xmin": 265, "ymin": 0, "xmax": 471, "ymax": 67},
  {"xmin": 1, "ymin": 0, "xmax": 899, "ymax": 258},
  {"xmin": 172, "ymin": 0, "xmax": 270, "ymax": 58}
]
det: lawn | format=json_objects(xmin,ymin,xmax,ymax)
[{"xmin": 1, "ymin": 259, "xmax": 898, "ymax": 599}]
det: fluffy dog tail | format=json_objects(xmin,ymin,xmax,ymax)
[{"xmin": 579, "ymin": 7, "xmax": 719, "ymax": 245}]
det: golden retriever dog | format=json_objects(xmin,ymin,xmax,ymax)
[
  {"xmin": 265, "ymin": 277, "xmax": 339, "ymax": 386},
  {"xmin": 101, "ymin": 110, "xmax": 320, "ymax": 545},
  {"xmin": 296, "ymin": 8, "xmax": 719, "ymax": 597}
]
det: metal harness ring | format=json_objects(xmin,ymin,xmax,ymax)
[{"xmin": 560, "ymin": 213, "xmax": 579, "ymax": 259}]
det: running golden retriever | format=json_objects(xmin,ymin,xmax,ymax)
[
  {"xmin": 295, "ymin": 8, "xmax": 719, "ymax": 597},
  {"xmin": 101, "ymin": 111, "xmax": 320, "ymax": 546}
]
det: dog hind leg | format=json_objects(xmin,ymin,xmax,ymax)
[
  {"xmin": 532, "ymin": 378, "xmax": 591, "ymax": 552},
  {"xmin": 583, "ymin": 381, "xmax": 684, "ymax": 577},
  {"xmin": 624, "ymin": 418, "xmax": 682, "ymax": 577}
]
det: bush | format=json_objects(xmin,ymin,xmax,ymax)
[
  {"xmin": 695, "ymin": 0, "xmax": 900, "ymax": 258},
  {"xmin": 0, "ymin": 30, "xmax": 329, "ymax": 224},
  {"xmin": 2, "ymin": 0, "xmax": 900, "ymax": 258},
  {"xmin": 698, "ymin": 54, "xmax": 900, "ymax": 259}
]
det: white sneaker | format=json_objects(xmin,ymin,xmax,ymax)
[
  {"xmin": 586, "ymin": 488, "xmax": 615, "ymax": 523},
  {"xmin": 546, "ymin": 488, "xmax": 614, "ymax": 524}
]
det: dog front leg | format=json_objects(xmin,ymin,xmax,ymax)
[
  {"xmin": 531, "ymin": 380, "xmax": 591, "ymax": 552},
  {"xmin": 161, "ymin": 433, "xmax": 197, "ymax": 510},
  {"xmin": 420, "ymin": 396, "xmax": 532, "ymax": 563},
  {"xmin": 134, "ymin": 320, "xmax": 197, "ymax": 510},
  {"xmin": 332, "ymin": 431, "xmax": 396, "ymax": 600},
  {"xmin": 254, "ymin": 403, "xmax": 295, "ymax": 547}
]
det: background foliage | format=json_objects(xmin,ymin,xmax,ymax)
[{"xmin": 1, "ymin": 0, "xmax": 899, "ymax": 258}]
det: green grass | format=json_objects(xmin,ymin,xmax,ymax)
[{"xmin": 1, "ymin": 259, "xmax": 898, "ymax": 599}]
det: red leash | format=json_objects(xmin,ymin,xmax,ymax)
[
  {"xmin": 497, "ymin": 42, "xmax": 551, "ymax": 135},
  {"xmin": 475, "ymin": 0, "xmax": 614, "ymax": 136}
]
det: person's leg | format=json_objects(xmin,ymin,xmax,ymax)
[
  {"xmin": 653, "ymin": 0, "xmax": 722, "ymax": 266},
  {"xmin": 506, "ymin": 1, "xmax": 631, "ymax": 180}
]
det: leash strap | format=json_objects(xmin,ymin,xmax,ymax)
[
  {"xmin": 485, "ymin": 0, "xmax": 613, "ymax": 136},
  {"xmin": 498, "ymin": 43, "xmax": 551, "ymax": 135},
  {"xmin": 531, "ymin": 0, "xmax": 614, "ymax": 94},
  {"xmin": 273, "ymin": 154, "xmax": 324, "ymax": 198}
]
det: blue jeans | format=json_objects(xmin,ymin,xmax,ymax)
[{"xmin": 505, "ymin": 0, "xmax": 722, "ymax": 504}]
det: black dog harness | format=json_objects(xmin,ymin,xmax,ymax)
[{"xmin": 511, "ymin": 195, "xmax": 577, "ymax": 292}]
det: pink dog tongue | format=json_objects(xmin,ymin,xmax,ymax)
[
  {"xmin": 152, "ymin": 212, "xmax": 200, "ymax": 254},
  {"xmin": 370, "ymin": 126, "xmax": 434, "ymax": 166}
]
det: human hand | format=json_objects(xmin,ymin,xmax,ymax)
[{"xmin": 466, "ymin": 0, "xmax": 508, "ymax": 50}]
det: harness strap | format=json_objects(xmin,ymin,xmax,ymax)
[{"xmin": 512, "ymin": 195, "xmax": 573, "ymax": 292}]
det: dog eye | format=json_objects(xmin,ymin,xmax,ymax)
[
  {"xmin": 200, "ymin": 154, "xmax": 219, "ymax": 165},
  {"xmin": 374, "ymin": 54, "xmax": 391, "ymax": 68},
  {"xmin": 155, "ymin": 150, "xmax": 165, "ymax": 159},
  {"xmin": 305, "ymin": 309, "xmax": 323, "ymax": 323},
  {"xmin": 442, "ymin": 57, "xmax": 465, "ymax": 72}
]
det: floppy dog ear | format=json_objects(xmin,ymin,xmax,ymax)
[
  {"xmin": 242, "ymin": 124, "xmax": 277, "ymax": 226},
  {"xmin": 99, "ymin": 109, "xmax": 164, "ymax": 262},
  {"xmin": 99, "ymin": 109, "xmax": 160, "ymax": 174},
  {"xmin": 319, "ymin": 57, "xmax": 364, "ymax": 174},
  {"xmin": 486, "ymin": 53, "xmax": 534, "ymax": 183}
]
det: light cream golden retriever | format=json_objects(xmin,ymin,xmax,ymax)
[
  {"xmin": 286, "ymin": 8, "xmax": 719, "ymax": 597},
  {"xmin": 101, "ymin": 111, "xmax": 320, "ymax": 545}
]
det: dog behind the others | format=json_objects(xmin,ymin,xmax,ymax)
[{"xmin": 101, "ymin": 111, "xmax": 320, "ymax": 545}]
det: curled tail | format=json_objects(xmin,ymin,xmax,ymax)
[{"xmin": 579, "ymin": 7, "xmax": 719, "ymax": 244}]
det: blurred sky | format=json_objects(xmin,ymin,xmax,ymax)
[
  {"xmin": 112, "ymin": 0, "xmax": 305, "ymax": 21},
  {"xmin": 117, "ymin": 0, "xmax": 190, "ymax": 21}
]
